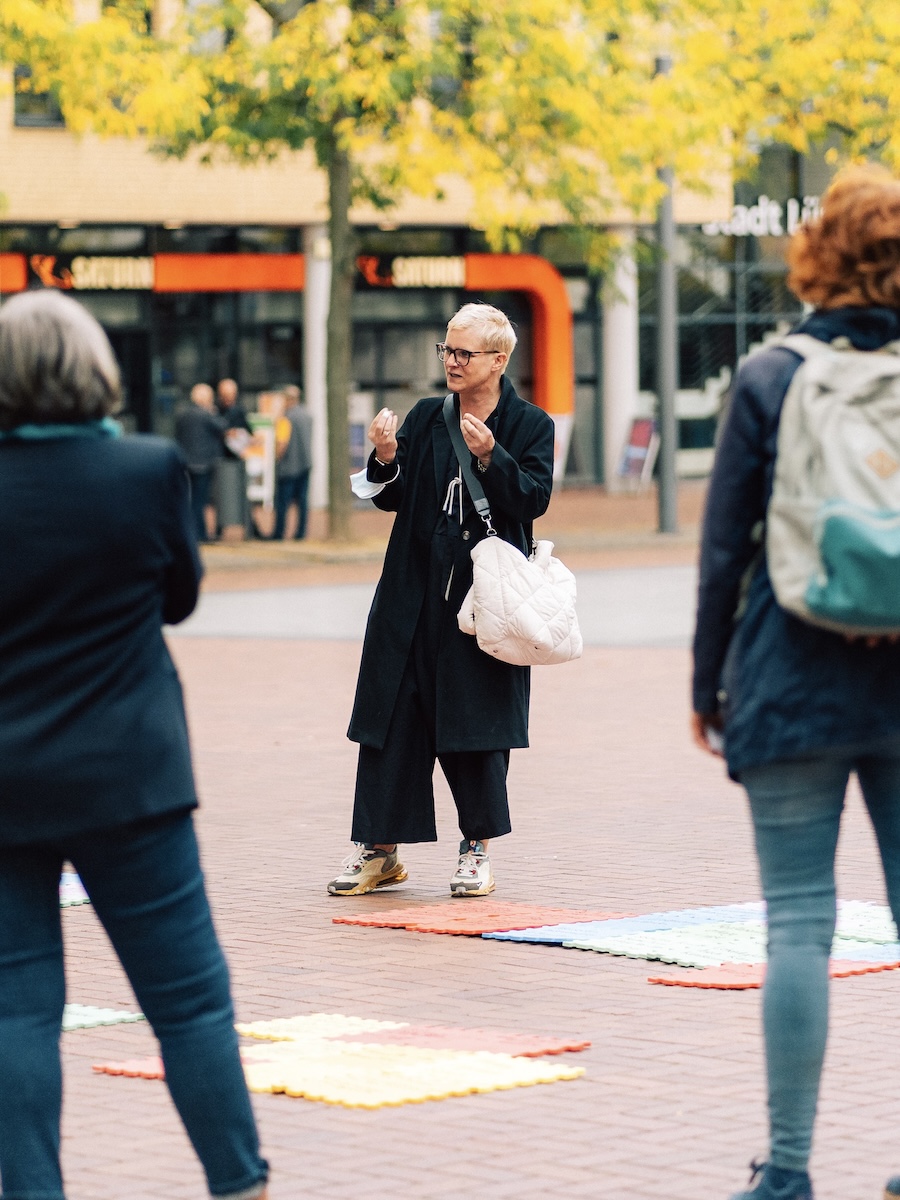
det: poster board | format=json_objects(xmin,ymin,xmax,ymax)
[
  {"xmin": 617, "ymin": 418, "xmax": 660, "ymax": 489},
  {"xmin": 245, "ymin": 416, "xmax": 276, "ymax": 510}
]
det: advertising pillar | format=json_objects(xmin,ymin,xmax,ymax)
[
  {"xmin": 602, "ymin": 230, "xmax": 640, "ymax": 489},
  {"xmin": 303, "ymin": 224, "xmax": 330, "ymax": 510}
]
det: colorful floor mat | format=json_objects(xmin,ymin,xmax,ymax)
[
  {"xmin": 483, "ymin": 902, "xmax": 766, "ymax": 947},
  {"xmin": 63, "ymin": 1004, "xmax": 145, "ymax": 1031},
  {"xmin": 333, "ymin": 902, "xmax": 628, "ymax": 935},
  {"xmin": 484, "ymin": 901, "xmax": 900, "ymax": 969},
  {"xmin": 95, "ymin": 1011, "xmax": 587, "ymax": 1107},
  {"xmin": 95, "ymin": 1046, "xmax": 584, "ymax": 1106},
  {"xmin": 648, "ymin": 960, "xmax": 900, "ymax": 989},
  {"xmin": 94, "ymin": 1056, "xmax": 164, "ymax": 1078},
  {"xmin": 334, "ymin": 1025, "xmax": 591, "ymax": 1057},
  {"xmin": 236, "ymin": 1013, "xmax": 589, "ymax": 1057},
  {"xmin": 239, "ymin": 1040, "xmax": 584, "ymax": 1107},
  {"xmin": 60, "ymin": 871, "xmax": 90, "ymax": 908}
]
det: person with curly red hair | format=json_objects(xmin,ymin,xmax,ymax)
[{"xmin": 693, "ymin": 164, "xmax": 900, "ymax": 1200}]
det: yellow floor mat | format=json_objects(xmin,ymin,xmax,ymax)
[{"xmin": 239, "ymin": 1038, "xmax": 584, "ymax": 1107}]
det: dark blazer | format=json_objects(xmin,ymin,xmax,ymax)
[
  {"xmin": 348, "ymin": 377, "xmax": 555, "ymax": 753},
  {"xmin": 0, "ymin": 434, "xmax": 203, "ymax": 845},
  {"xmin": 174, "ymin": 404, "xmax": 225, "ymax": 472},
  {"xmin": 693, "ymin": 306, "xmax": 900, "ymax": 779}
]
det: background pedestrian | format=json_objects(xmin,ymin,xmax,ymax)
[
  {"xmin": 215, "ymin": 377, "xmax": 254, "ymax": 541},
  {"xmin": 174, "ymin": 381, "xmax": 224, "ymax": 542},
  {"xmin": 273, "ymin": 383, "xmax": 313, "ymax": 540}
]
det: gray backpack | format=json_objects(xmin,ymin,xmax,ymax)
[{"xmin": 767, "ymin": 333, "xmax": 900, "ymax": 635}]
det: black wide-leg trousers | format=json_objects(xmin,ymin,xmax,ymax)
[{"xmin": 351, "ymin": 556, "xmax": 512, "ymax": 845}]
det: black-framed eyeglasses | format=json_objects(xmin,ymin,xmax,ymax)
[{"xmin": 436, "ymin": 343, "xmax": 492, "ymax": 366}]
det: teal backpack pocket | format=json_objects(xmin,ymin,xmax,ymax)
[{"xmin": 805, "ymin": 502, "xmax": 900, "ymax": 630}]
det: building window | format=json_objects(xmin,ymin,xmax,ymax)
[{"xmin": 13, "ymin": 66, "xmax": 65, "ymax": 129}]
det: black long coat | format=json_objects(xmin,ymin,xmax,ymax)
[
  {"xmin": 348, "ymin": 377, "xmax": 555, "ymax": 753},
  {"xmin": 0, "ymin": 434, "xmax": 202, "ymax": 845}
]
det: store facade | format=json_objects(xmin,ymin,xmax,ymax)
[{"xmin": 0, "ymin": 106, "xmax": 828, "ymax": 496}]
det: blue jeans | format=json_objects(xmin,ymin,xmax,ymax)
[
  {"xmin": 273, "ymin": 471, "xmax": 310, "ymax": 540},
  {"xmin": 0, "ymin": 811, "xmax": 268, "ymax": 1200},
  {"xmin": 188, "ymin": 468, "xmax": 214, "ymax": 542},
  {"xmin": 741, "ymin": 745, "xmax": 900, "ymax": 1172}
]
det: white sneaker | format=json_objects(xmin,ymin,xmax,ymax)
[
  {"xmin": 450, "ymin": 840, "xmax": 495, "ymax": 897},
  {"xmin": 327, "ymin": 844, "xmax": 407, "ymax": 896}
]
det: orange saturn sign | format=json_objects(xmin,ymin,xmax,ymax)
[{"xmin": 1, "ymin": 251, "xmax": 573, "ymax": 419}]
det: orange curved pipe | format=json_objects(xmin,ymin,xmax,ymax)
[{"xmin": 464, "ymin": 254, "xmax": 573, "ymax": 417}]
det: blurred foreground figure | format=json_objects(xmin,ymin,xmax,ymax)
[
  {"xmin": 693, "ymin": 166, "xmax": 900, "ymax": 1200},
  {"xmin": 0, "ymin": 292, "xmax": 269, "ymax": 1200}
]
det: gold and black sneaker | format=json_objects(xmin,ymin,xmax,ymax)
[{"xmin": 327, "ymin": 844, "xmax": 407, "ymax": 896}]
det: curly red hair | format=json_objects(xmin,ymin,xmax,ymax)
[{"xmin": 788, "ymin": 165, "xmax": 900, "ymax": 309}]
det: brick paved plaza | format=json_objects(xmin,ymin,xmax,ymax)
[{"xmin": 57, "ymin": 486, "xmax": 900, "ymax": 1200}]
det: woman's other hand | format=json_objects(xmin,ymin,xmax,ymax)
[
  {"xmin": 368, "ymin": 408, "xmax": 398, "ymax": 464},
  {"xmin": 460, "ymin": 412, "xmax": 495, "ymax": 465},
  {"xmin": 691, "ymin": 711, "xmax": 725, "ymax": 757}
]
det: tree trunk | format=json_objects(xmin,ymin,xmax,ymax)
[{"xmin": 325, "ymin": 135, "xmax": 355, "ymax": 541}]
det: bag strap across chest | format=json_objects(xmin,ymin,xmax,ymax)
[{"xmin": 442, "ymin": 394, "xmax": 496, "ymax": 536}]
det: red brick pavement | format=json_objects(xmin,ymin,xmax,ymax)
[
  {"xmin": 55, "ymin": 486, "xmax": 900, "ymax": 1199},
  {"xmin": 58, "ymin": 634, "xmax": 900, "ymax": 1200}
]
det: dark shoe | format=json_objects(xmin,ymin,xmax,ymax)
[
  {"xmin": 731, "ymin": 1160, "xmax": 814, "ymax": 1200},
  {"xmin": 884, "ymin": 1176, "xmax": 900, "ymax": 1198}
]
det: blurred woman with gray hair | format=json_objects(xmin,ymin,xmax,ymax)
[{"xmin": 0, "ymin": 291, "xmax": 269, "ymax": 1200}]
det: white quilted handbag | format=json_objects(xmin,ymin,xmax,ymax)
[{"xmin": 457, "ymin": 535, "xmax": 583, "ymax": 666}]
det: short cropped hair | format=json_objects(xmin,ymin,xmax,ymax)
[
  {"xmin": 447, "ymin": 303, "xmax": 517, "ymax": 357},
  {"xmin": 0, "ymin": 290, "xmax": 121, "ymax": 432},
  {"xmin": 788, "ymin": 165, "xmax": 900, "ymax": 309}
]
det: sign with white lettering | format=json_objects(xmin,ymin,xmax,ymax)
[
  {"xmin": 29, "ymin": 255, "xmax": 155, "ymax": 290},
  {"xmin": 702, "ymin": 195, "xmax": 822, "ymax": 238},
  {"xmin": 356, "ymin": 255, "xmax": 466, "ymax": 288}
]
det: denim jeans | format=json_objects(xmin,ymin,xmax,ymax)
[
  {"xmin": 188, "ymin": 467, "xmax": 214, "ymax": 542},
  {"xmin": 0, "ymin": 811, "xmax": 268, "ymax": 1200},
  {"xmin": 273, "ymin": 470, "xmax": 310, "ymax": 540},
  {"xmin": 741, "ymin": 744, "xmax": 900, "ymax": 1172}
]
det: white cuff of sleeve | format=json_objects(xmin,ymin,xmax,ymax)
[{"xmin": 350, "ymin": 465, "xmax": 398, "ymax": 498}]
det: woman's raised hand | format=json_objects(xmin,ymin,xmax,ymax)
[{"xmin": 368, "ymin": 407, "xmax": 398, "ymax": 464}]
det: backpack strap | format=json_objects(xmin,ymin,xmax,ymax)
[
  {"xmin": 777, "ymin": 332, "xmax": 900, "ymax": 359},
  {"xmin": 776, "ymin": 333, "xmax": 836, "ymax": 360},
  {"xmin": 442, "ymin": 394, "xmax": 497, "ymax": 536}
]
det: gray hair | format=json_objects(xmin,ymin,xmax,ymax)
[
  {"xmin": 0, "ymin": 291, "xmax": 121, "ymax": 432},
  {"xmin": 447, "ymin": 303, "xmax": 517, "ymax": 357}
]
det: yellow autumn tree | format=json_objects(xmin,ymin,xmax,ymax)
[{"xmin": 7, "ymin": 0, "xmax": 900, "ymax": 534}]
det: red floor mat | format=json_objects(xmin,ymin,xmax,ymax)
[
  {"xmin": 648, "ymin": 960, "xmax": 900, "ymax": 989},
  {"xmin": 334, "ymin": 1024, "xmax": 591, "ymax": 1056},
  {"xmin": 93, "ymin": 1056, "xmax": 164, "ymax": 1079},
  {"xmin": 333, "ymin": 902, "xmax": 629, "ymax": 935}
]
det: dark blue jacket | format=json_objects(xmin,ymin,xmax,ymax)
[
  {"xmin": 0, "ymin": 434, "xmax": 202, "ymax": 844},
  {"xmin": 693, "ymin": 306, "xmax": 900, "ymax": 779}
]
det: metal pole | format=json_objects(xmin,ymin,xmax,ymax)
[{"xmin": 655, "ymin": 53, "xmax": 679, "ymax": 534}]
